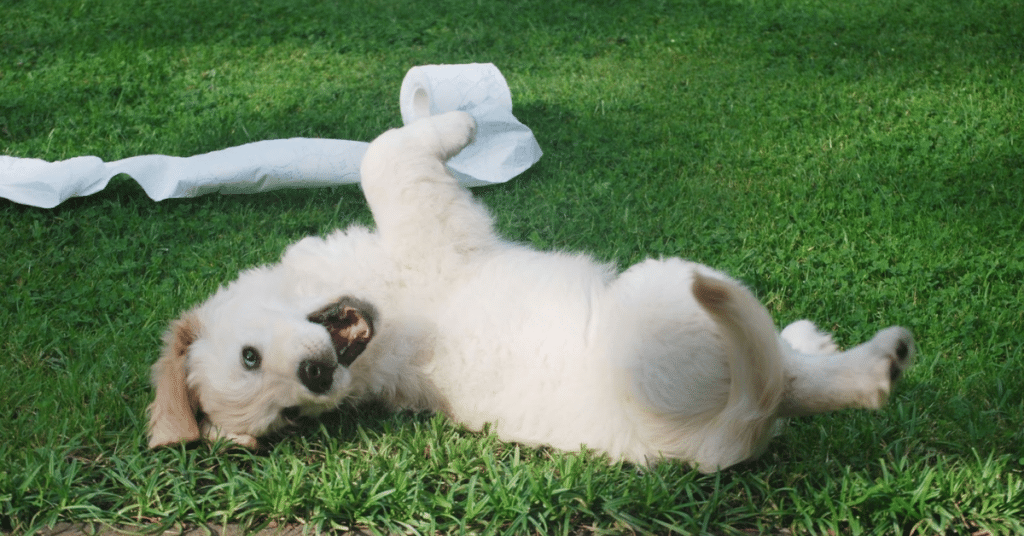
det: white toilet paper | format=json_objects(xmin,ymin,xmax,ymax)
[
  {"xmin": 400, "ymin": 63, "xmax": 542, "ymax": 187},
  {"xmin": 0, "ymin": 63, "xmax": 542, "ymax": 208},
  {"xmin": 0, "ymin": 139, "xmax": 369, "ymax": 209}
]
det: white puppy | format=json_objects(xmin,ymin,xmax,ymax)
[{"xmin": 148, "ymin": 112, "xmax": 915, "ymax": 472}]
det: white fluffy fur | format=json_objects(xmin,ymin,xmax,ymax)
[{"xmin": 148, "ymin": 112, "xmax": 915, "ymax": 471}]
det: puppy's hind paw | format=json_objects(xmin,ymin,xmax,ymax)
[
  {"xmin": 872, "ymin": 326, "xmax": 915, "ymax": 383},
  {"xmin": 781, "ymin": 320, "xmax": 840, "ymax": 354},
  {"xmin": 859, "ymin": 326, "xmax": 916, "ymax": 409}
]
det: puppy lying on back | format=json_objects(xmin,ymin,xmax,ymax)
[{"xmin": 148, "ymin": 112, "xmax": 915, "ymax": 472}]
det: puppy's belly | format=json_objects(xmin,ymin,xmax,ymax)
[{"xmin": 426, "ymin": 248, "xmax": 640, "ymax": 455}]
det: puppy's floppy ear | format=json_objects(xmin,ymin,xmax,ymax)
[
  {"xmin": 307, "ymin": 297, "xmax": 376, "ymax": 366},
  {"xmin": 147, "ymin": 312, "xmax": 202, "ymax": 448}
]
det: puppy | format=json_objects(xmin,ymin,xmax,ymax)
[{"xmin": 148, "ymin": 111, "xmax": 915, "ymax": 471}]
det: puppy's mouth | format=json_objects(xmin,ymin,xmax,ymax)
[
  {"xmin": 306, "ymin": 297, "xmax": 377, "ymax": 367},
  {"xmin": 280, "ymin": 405, "xmax": 303, "ymax": 425}
]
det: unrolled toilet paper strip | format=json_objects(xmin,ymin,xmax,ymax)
[
  {"xmin": 0, "ymin": 63, "xmax": 542, "ymax": 208},
  {"xmin": 0, "ymin": 139, "xmax": 370, "ymax": 209}
]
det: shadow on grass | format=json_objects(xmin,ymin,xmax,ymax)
[
  {"xmin": 4, "ymin": 0, "xmax": 1020, "ymax": 147},
  {"xmin": 7, "ymin": 0, "xmax": 1020, "ymax": 68},
  {"xmin": 261, "ymin": 400, "xmax": 401, "ymax": 450}
]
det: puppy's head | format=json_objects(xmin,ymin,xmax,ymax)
[{"xmin": 146, "ymin": 273, "xmax": 375, "ymax": 449}]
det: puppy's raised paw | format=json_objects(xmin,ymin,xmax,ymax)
[{"xmin": 425, "ymin": 111, "xmax": 477, "ymax": 161}]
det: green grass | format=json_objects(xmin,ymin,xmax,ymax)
[{"xmin": 2, "ymin": 0, "xmax": 1023, "ymax": 533}]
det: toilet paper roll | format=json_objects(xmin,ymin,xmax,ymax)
[
  {"xmin": 400, "ymin": 63, "xmax": 542, "ymax": 187},
  {"xmin": 0, "ymin": 63, "xmax": 542, "ymax": 208}
]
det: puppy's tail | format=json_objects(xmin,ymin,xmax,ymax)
[{"xmin": 691, "ymin": 271, "xmax": 786, "ymax": 466}]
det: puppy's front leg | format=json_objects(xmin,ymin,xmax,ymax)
[{"xmin": 360, "ymin": 112, "xmax": 499, "ymax": 261}]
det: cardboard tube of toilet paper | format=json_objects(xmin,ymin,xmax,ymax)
[{"xmin": 0, "ymin": 63, "xmax": 542, "ymax": 208}]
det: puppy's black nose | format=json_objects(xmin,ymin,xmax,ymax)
[{"xmin": 298, "ymin": 357, "xmax": 336, "ymax": 394}]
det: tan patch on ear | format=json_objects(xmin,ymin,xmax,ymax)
[
  {"xmin": 335, "ymin": 305, "xmax": 373, "ymax": 341},
  {"xmin": 147, "ymin": 312, "xmax": 202, "ymax": 448}
]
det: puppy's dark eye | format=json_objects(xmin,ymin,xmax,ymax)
[{"xmin": 241, "ymin": 346, "xmax": 262, "ymax": 370}]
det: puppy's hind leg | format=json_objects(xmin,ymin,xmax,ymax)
[
  {"xmin": 665, "ymin": 271, "xmax": 788, "ymax": 471},
  {"xmin": 778, "ymin": 326, "xmax": 916, "ymax": 417},
  {"xmin": 612, "ymin": 260, "xmax": 788, "ymax": 470},
  {"xmin": 360, "ymin": 112, "xmax": 498, "ymax": 260}
]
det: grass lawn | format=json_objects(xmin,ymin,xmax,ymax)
[{"xmin": 2, "ymin": 0, "xmax": 1023, "ymax": 533}]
